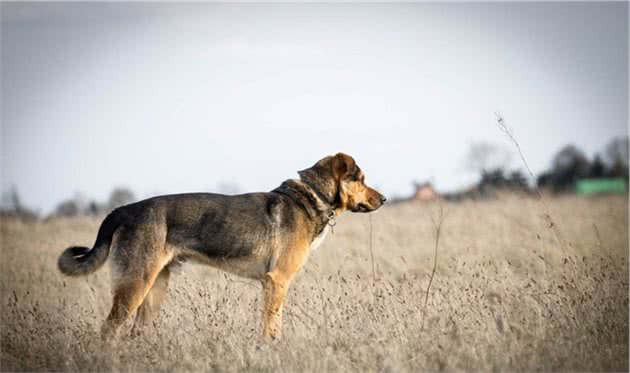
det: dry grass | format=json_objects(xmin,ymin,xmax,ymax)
[{"xmin": 1, "ymin": 194, "xmax": 628, "ymax": 372}]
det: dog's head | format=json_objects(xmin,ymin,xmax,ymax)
[{"xmin": 298, "ymin": 153, "xmax": 386, "ymax": 213}]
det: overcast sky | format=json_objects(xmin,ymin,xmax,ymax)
[{"xmin": 1, "ymin": 2, "xmax": 628, "ymax": 213}]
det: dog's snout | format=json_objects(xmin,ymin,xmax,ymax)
[{"xmin": 380, "ymin": 195, "xmax": 387, "ymax": 204}]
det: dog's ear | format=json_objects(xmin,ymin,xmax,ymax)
[
  {"xmin": 332, "ymin": 153, "xmax": 356, "ymax": 180},
  {"xmin": 298, "ymin": 158, "xmax": 328, "ymax": 181}
]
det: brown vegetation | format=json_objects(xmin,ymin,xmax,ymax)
[{"xmin": 1, "ymin": 195, "xmax": 628, "ymax": 371}]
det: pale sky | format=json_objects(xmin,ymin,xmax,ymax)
[{"xmin": 1, "ymin": 2, "xmax": 628, "ymax": 213}]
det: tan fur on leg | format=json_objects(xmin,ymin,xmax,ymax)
[
  {"xmin": 131, "ymin": 267, "xmax": 170, "ymax": 337},
  {"xmin": 101, "ymin": 263, "xmax": 166, "ymax": 341},
  {"xmin": 262, "ymin": 272, "xmax": 290, "ymax": 339}
]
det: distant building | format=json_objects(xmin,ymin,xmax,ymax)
[
  {"xmin": 575, "ymin": 178, "xmax": 627, "ymax": 195},
  {"xmin": 413, "ymin": 182, "xmax": 438, "ymax": 201}
]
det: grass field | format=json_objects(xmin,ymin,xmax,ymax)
[{"xmin": 1, "ymin": 194, "xmax": 628, "ymax": 372}]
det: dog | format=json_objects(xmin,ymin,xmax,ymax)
[{"xmin": 58, "ymin": 152, "xmax": 386, "ymax": 340}]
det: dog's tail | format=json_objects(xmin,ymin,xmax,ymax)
[{"xmin": 58, "ymin": 209, "xmax": 123, "ymax": 276}]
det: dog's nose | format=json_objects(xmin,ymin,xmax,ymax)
[{"xmin": 380, "ymin": 196, "xmax": 387, "ymax": 204}]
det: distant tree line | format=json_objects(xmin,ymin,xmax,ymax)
[
  {"xmin": 442, "ymin": 167, "xmax": 531, "ymax": 201},
  {"xmin": 451, "ymin": 141, "xmax": 532, "ymax": 199},
  {"xmin": 52, "ymin": 187, "xmax": 137, "ymax": 218},
  {"xmin": 0, "ymin": 187, "xmax": 39, "ymax": 222},
  {"xmin": 0, "ymin": 187, "xmax": 137, "ymax": 221},
  {"xmin": 448, "ymin": 136, "xmax": 628, "ymax": 200},
  {"xmin": 537, "ymin": 138, "xmax": 629, "ymax": 192},
  {"xmin": 1, "ymin": 179, "xmax": 241, "ymax": 222}
]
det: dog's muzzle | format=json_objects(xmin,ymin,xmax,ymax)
[{"xmin": 353, "ymin": 195, "xmax": 386, "ymax": 213}]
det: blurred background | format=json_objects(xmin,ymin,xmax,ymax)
[{"xmin": 1, "ymin": 2, "xmax": 628, "ymax": 218}]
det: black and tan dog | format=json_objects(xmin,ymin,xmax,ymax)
[{"xmin": 58, "ymin": 153, "xmax": 385, "ymax": 340}]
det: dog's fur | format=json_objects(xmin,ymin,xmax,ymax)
[{"xmin": 58, "ymin": 153, "xmax": 385, "ymax": 340}]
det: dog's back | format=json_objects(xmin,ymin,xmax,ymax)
[{"xmin": 59, "ymin": 192, "xmax": 301, "ymax": 277}]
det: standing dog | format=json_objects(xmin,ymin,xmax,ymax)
[{"xmin": 58, "ymin": 153, "xmax": 385, "ymax": 340}]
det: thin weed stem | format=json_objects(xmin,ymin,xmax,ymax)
[
  {"xmin": 495, "ymin": 113, "xmax": 578, "ymax": 282},
  {"xmin": 421, "ymin": 201, "xmax": 445, "ymax": 332},
  {"xmin": 368, "ymin": 213, "xmax": 376, "ymax": 285}
]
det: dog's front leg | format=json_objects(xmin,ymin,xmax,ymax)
[
  {"xmin": 261, "ymin": 272, "xmax": 290, "ymax": 340},
  {"xmin": 261, "ymin": 236, "xmax": 311, "ymax": 340}
]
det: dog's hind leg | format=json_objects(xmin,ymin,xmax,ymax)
[
  {"xmin": 101, "ymin": 276, "xmax": 157, "ymax": 341},
  {"xmin": 100, "ymin": 220, "xmax": 172, "ymax": 342},
  {"xmin": 101, "ymin": 251, "xmax": 170, "ymax": 341},
  {"xmin": 130, "ymin": 266, "xmax": 171, "ymax": 336}
]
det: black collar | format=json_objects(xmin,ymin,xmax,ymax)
[
  {"xmin": 301, "ymin": 180, "xmax": 337, "ymax": 228},
  {"xmin": 273, "ymin": 179, "xmax": 336, "ymax": 224}
]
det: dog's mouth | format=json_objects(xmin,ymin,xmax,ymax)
[{"xmin": 353, "ymin": 203, "xmax": 373, "ymax": 213}]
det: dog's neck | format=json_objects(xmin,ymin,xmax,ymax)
[
  {"xmin": 272, "ymin": 179, "xmax": 336, "ymax": 223},
  {"xmin": 300, "ymin": 178, "xmax": 337, "ymax": 209}
]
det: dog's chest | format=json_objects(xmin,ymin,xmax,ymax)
[{"xmin": 310, "ymin": 225, "xmax": 330, "ymax": 252}]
